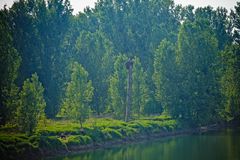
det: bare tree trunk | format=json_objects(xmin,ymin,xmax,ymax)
[
  {"xmin": 125, "ymin": 65, "xmax": 132, "ymax": 122},
  {"xmin": 80, "ymin": 120, "xmax": 83, "ymax": 129}
]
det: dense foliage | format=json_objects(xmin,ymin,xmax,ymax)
[
  {"xmin": 0, "ymin": 116, "xmax": 176, "ymax": 159},
  {"xmin": 17, "ymin": 73, "xmax": 46, "ymax": 134},
  {"xmin": 59, "ymin": 62, "xmax": 94, "ymax": 128},
  {"xmin": 0, "ymin": 0, "xmax": 240, "ymax": 130}
]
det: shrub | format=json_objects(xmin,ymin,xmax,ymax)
[
  {"xmin": 39, "ymin": 136, "xmax": 65, "ymax": 150},
  {"xmin": 66, "ymin": 136, "xmax": 81, "ymax": 146},
  {"xmin": 118, "ymin": 126, "xmax": 137, "ymax": 137},
  {"xmin": 66, "ymin": 135, "xmax": 93, "ymax": 146},
  {"xmin": 88, "ymin": 128, "xmax": 105, "ymax": 142},
  {"xmin": 17, "ymin": 73, "xmax": 46, "ymax": 135},
  {"xmin": 102, "ymin": 128, "xmax": 122, "ymax": 140}
]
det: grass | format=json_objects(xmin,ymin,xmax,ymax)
[
  {"xmin": 0, "ymin": 133, "xmax": 40, "ymax": 159},
  {"xmin": 37, "ymin": 116, "xmax": 178, "ymax": 147},
  {"xmin": 0, "ymin": 116, "xmax": 178, "ymax": 159}
]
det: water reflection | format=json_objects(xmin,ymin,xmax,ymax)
[{"xmin": 49, "ymin": 128, "xmax": 240, "ymax": 160}]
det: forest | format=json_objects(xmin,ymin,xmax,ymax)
[{"xmin": 0, "ymin": 0, "xmax": 240, "ymax": 158}]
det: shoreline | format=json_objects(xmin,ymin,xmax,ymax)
[
  {"xmin": 43, "ymin": 125, "xmax": 223, "ymax": 159},
  {"xmin": 1, "ymin": 119, "xmax": 239, "ymax": 160}
]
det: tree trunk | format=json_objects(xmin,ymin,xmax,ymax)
[{"xmin": 125, "ymin": 65, "xmax": 132, "ymax": 122}]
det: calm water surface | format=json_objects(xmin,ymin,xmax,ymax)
[{"xmin": 49, "ymin": 128, "xmax": 240, "ymax": 160}]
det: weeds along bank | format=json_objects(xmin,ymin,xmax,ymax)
[{"xmin": 0, "ymin": 116, "xmax": 177, "ymax": 159}]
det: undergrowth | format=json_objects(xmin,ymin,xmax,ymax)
[{"xmin": 0, "ymin": 116, "xmax": 177, "ymax": 159}]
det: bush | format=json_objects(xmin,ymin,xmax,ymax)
[
  {"xmin": 82, "ymin": 135, "xmax": 92, "ymax": 144},
  {"xmin": 39, "ymin": 136, "xmax": 65, "ymax": 150},
  {"xmin": 16, "ymin": 141, "xmax": 33, "ymax": 154},
  {"xmin": 102, "ymin": 128, "xmax": 122, "ymax": 140},
  {"xmin": 118, "ymin": 126, "xmax": 137, "ymax": 137},
  {"xmin": 127, "ymin": 120, "xmax": 152, "ymax": 133},
  {"xmin": 66, "ymin": 135, "xmax": 93, "ymax": 146},
  {"xmin": 17, "ymin": 73, "xmax": 46, "ymax": 135},
  {"xmin": 88, "ymin": 128, "xmax": 105, "ymax": 142},
  {"xmin": 66, "ymin": 136, "xmax": 82, "ymax": 146},
  {"xmin": 0, "ymin": 134, "xmax": 39, "ymax": 159}
]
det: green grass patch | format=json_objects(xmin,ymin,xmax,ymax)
[
  {"xmin": 0, "ymin": 115, "xmax": 178, "ymax": 159},
  {"xmin": 102, "ymin": 128, "xmax": 122, "ymax": 140},
  {"xmin": 37, "ymin": 119, "xmax": 81, "ymax": 136},
  {"xmin": 39, "ymin": 136, "xmax": 65, "ymax": 150},
  {"xmin": 64, "ymin": 135, "xmax": 92, "ymax": 146},
  {"xmin": 0, "ymin": 133, "xmax": 40, "ymax": 159}
]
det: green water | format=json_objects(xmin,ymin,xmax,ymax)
[{"xmin": 49, "ymin": 128, "xmax": 240, "ymax": 160}]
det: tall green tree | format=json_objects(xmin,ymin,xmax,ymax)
[
  {"xmin": 195, "ymin": 6, "xmax": 231, "ymax": 49},
  {"xmin": 230, "ymin": 2, "xmax": 240, "ymax": 44},
  {"xmin": 108, "ymin": 55, "xmax": 150, "ymax": 119},
  {"xmin": 35, "ymin": 0, "xmax": 73, "ymax": 118},
  {"xmin": 59, "ymin": 62, "xmax": 94, "ymax": 128},
  {"xmin": 132, "ymin": 57, "xmax": 150, "ymax": 117},
  {"xmin": 17, "ymin": 73, "xmax": 46, "ymax": 134},
  {"xmin": 220, "ymin": 45, "xmax": 240, "ymax": 120},
  {"xmin": 9, "ymin": 0, "xmax": 43, "ymax": 85},
  {"xmin": 153, "ymin": 39, "xmax": 178, "ymax": 116},
  {"xmin": 180, "ymin": 5, "xmax": 195, "ymax": 22},
  {"xmin": 6, "ymin": 0, "xmax": 73, "ymax": 118},
  {"xmin": 108, "ymin": 55, "xmax": 128, "ymax": 119},
  {"xmin": 176, "ymin": 19, "xmax": 222, "ymax": 126},
  {"xmin": 74, "ymin": 31, "xmax": 114, "ymax": 114},
  {"xmin": 0, "ymin": 9, "xmax": 21, "ymax": 125}
]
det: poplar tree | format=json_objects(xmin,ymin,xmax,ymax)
[
  {"xmin": 153, "ymin": 39, "xmax": 179, "ymax": 116},
  {"xmin": 220, "ymin": 45, "xmax": 240, "ymax": 120},
  {"xmin": 0, "ymin": 9, "xmax": 21, "ymax": 125},
  {"xmin": 132, "ymin": 57, "xmax": 150, "ymax": 117},
  {"xmin": 108, "ymin": 55, "xmax": 128, "ymax": 119},
  {"xmin": 108, "ymin": 55, "xmax": 150, "ymax": 119},
  {"xmin": 59, "ymin": 62, "xmax": 94, "ymax": 128},
  {"xmin": 176, "ymin": 19, "xmax": 222, "ymax": 125},
  {"xmin": 17, "ymin": 73, "xmax": 46, "ymax": 134}
]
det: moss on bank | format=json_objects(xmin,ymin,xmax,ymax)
[{"xmin": 0, "ymin": 116, "xmax": 178, "ymax": 159}]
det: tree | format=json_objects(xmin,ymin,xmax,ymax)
[
  {"xmin": 74, "ymin": 31, "xmax": 114, "ymax": 114},
  {"xmin": 9, "ymin": 0, "xmax": 43, "ymax": 85},
  {"xmin": 220, "ymin": 45, "xmax": 240, "ymax": 120},
  {"xmin": 230, "ymin": 2, "xmax": 240, "ymax": 44},
  {"xmin": 132, "ymin": 57, "xmax": 150, "ymax": 117},
  {"xmin": 17, "ymin": 73, "xmax": 46, "ymax": 134},
  {"xmin": 6, "ymin": 0, "xmax": 73, "ymax": 119},
  {"xmin": 176, "ymin": 19, "xmax": 222, "ymax": 126},
  {"xmin": 195, "ymin": 6, "xmax": 231, "ymax": 50},
  {"xmin": 108, "ymin": 55, "xmax": 150, "ymax": 119},
  {"xmin": 180, "ymin": 5, "xmax": 195, "ymax": 22},
  {"xmin": 0, "ymin": 9, "xmax": 21, "ymax": 125},
  {"xmin": 2, "ymin": 0, "xmax": 240, "ymax": 126},
  {"xmin": 108, "ymin": 55, "xmax": 128, "ymax": 119},
  {"xmin": 35, "ymin": 0, "xmax": 73, "ymax": 118},
  {"xmin": 153, "ymin": 39, "xmax": 178, "ymax": 116},
  {"xmin": 59, "ymin": 62, "xmax": 94, "ymax": 128}
]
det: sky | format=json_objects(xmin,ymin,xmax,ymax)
[{"xmin": 0, "ymin": 0, "xmax": 239, "ymax": 14}]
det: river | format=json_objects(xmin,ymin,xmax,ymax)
[{"xmin": 48, "ymin": 128, "xmax": 240, "ymax": 160}]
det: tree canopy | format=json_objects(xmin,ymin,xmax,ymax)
[{"xmin": 1, "ymin": 0, "xmax": 240, "ymax": 128}]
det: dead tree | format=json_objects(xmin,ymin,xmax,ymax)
[{"xmin": 125, "ymin": 57, "xmax": 133, "ymax": 122}]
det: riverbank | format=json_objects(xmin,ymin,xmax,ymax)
[
  {"xmin": 0, "ymin": 116, "xmax": 238, "ymax": 160},
  {"xmin": 50, "ymin": 127, "xmax": 240, "ymax": 160},
  {"xmin": 47, "ymin": 128, "xmax": 195, "ymax": 158},
  {"xmin": 45, "ymin": 123, "xmax": 232, "ymax": 159},
  {"xmin": 0, "ymin": 116, "xmax": 176, "ymax": 159}
]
